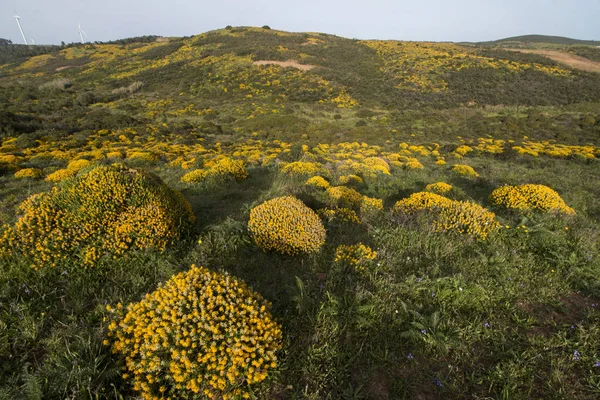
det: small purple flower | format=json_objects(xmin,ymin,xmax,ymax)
[
  {"xmin": 594, "ymin": 361, "xmax": 600, "ymax": 367},
  {"xmin": 433, "ymin": 377, "xmax": 442, "ymax": 388},
  {"xmin": 483, "ymin": 322, "xmax": 490, "ymax": 328},
  {"xmin": 407, "ymin": 352, "xmax": 414, "ymax": 359},
  {"xmin": 61, "ymin": 270, "xmax": 68, "ymax": 275},
  {"xmin": 421, "ymin": 329, "xmax": 427, "ymax": 335},
  {"xmin": 571, "ymin": 325, "xmax": 575, "ymax": 329},
  {"xmin": 573, "ymin": 350, "xmax": 581, "ymax": 361},
  {"xmin": 520, "ymin": 283, "xmax": 525, "ymax": 288},
  {"xmin": 508, "ymin": 277, "xmax": 512, "ymax": 281},
  {"xmin": 25, "ymin": 288, "xmax": 30, "ymax": 294},
  {"xmin": 431, "ymin": 292, "xmax": 435, "ymax": 297},
  {"xmin": 592, "ymin": 304, "xmax": 596, "ymax": 308},
  {"xmin": 417, "ymin": 278, "xmax": 422, "ymax": 283}
]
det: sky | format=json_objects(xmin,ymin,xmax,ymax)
[{"xmin": 1, "ymin": 0, "xmax": 599, "ymax": 45}]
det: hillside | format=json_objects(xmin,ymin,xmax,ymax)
[
  {"xmin": 480, "ymin": 34, "xmax": 600, "ymax": 47},
  {"xmin": 0, "ymin": 27, "xmax": 599, "ymax": 400}
]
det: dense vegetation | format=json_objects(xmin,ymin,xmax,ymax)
[{"xmin": 0, "ymin": 27, "xmax": 599, "ymax": 399}]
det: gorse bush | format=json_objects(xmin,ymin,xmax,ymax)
[
  {"xmin": 489, "ymin": 184, "xmax": 576, "ymax": 215},
  {"xmin": 249, "ymin": 196, "xmax": 326, "ymax": 255},
  {"xmin": 0, "ymin": 164, "xmax": 195, "ymax": 268},
  {"xmin": 334, "ymin": 243, "xmax": 377, "ymax": 273},
  {"xmin": 451, "ymin": 164, "xmax": 479, "ymax": 178},
  {"xmin": 106, "ymin": 265, "xmax": 282, "ymax": 400},
  {"xmin": 182, "ymin": 157, "xmax": 247, "ymax": 183},
  {"xmin": 424, "ymin": 182, "xmax": 453, "ymax": 194},
  {"xmin": 394, "ymin": 192, "xmax": 500, "ymax": 240}
]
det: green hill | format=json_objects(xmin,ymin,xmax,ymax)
[
  {"xmin": 1, "ymin": 26, "xmax": 599, "ymax": 144},
  {"xmin": 481, "ymin": 34, "xmax": 600, "ymax": 46}
]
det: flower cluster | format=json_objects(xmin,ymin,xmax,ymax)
[
  {"xmin": 318, "ymin": 207, "xmax": 361, "ymax": 224},
  {"xmin": 0, "ymin": 165, "xmax": 195, "ymax": 268},
  {"xmin": 14, "ymin": 168, "xmax": 42, "ymax": 179},
  {"xmin": 106, "ymin": 265, "xmax": 282, "ymax": 400},
  {"xmin": 451, "ymin": 164, "xmax": 479, "ymax": 178},
  {"xmin": 394, "ymin": 192, "xmax": 500, "ymax": 240},
  {"xmin": 280, "ymin": 161, "xmax": 326, "ymax": 177},
  {"xmin": 424, "ymin": 182, "xmax": 453, "ymax": 194},
  {"xmin": 489, "ymin": 184, "xmax": 575, "ymax": 215},
  {"xmin": 334, "ymin": 243, "xmax": 377, "ymax": 273},
  {"xmin": 248, "ymin": 196, "xmax": 326, "ymax": 255},
  {"xmin": 326, "ymin": 186, "xmax": 364, "ymax": 209},
  {"xmin": 182, "ymin": 157, "xmax": 247, "ymax": 183},
  {"xmin": 305, "ymin": 175, "xmax": 330, "ymax": 189}
]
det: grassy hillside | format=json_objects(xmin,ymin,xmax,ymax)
[
  {"xmin": 0, "ymin": 27, "xmax": 599, "ymax": 399},
  {"xmin": 480, "ymin": 34, "xmax": 600, "ymax": 47}
]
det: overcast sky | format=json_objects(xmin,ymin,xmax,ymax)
[{"xmin": 1, "ymin": 0, "xmax": 599, "ymax": 45}]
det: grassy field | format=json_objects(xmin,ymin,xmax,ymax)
[{"xmin": 0, "ymin": 27, "xmax": 599, "ymax": 399}]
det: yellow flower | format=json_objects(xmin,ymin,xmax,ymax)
[
  {"xmin": 489, "ymin": 184, "xmax": 575, "ymax": 215},
  {"xmin": 249, "ymin": 196, "xmax": 326, "ymax": 255}
]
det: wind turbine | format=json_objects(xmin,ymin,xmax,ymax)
[
  {"xmin": 14, "ymin": 10, "xmax": 29, "ymax": 45},
  {"xmin": 78, "ymin": 21, "xmax": 87, "ymax": 44}
]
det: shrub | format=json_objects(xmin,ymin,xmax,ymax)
[
  {"xmin": 334, "ymin": 243, "xmax": 377, "ymax": 273},
  {"xmin": 14, "ymin": 168, "xmax": 42, "ymax": 179},
  {"xmin": 67, "ymin": 159, "xmax": 92, "ymax": 171},
  {"xmin": 305, "ymin": 175, "xmax": 330, "ymax": 189},
  {"xmin": 394, "ymin": 192, "xmax": 500, "ymax": 240},
  {"xmin": 249, "ymin": 196, "xmax": 326, "ymax": 255},
  {"xmin": 326, "ymin": 186, "xmax": 363, "ymax": 209},
  {"xmin": 489, "ymin": 184, "xmax": 575, "ymax": 215},
  {"xmin": 0, "ymin": 164, "xmax": 195, "ymax": 268},
  {"xmin": 451, "ymin": 164, "xmax": 479, "ymax": 178},
  {"xmin": 424, "ymin": 182, "xmax": 453, "ymax": 194},
  {"xmin": 106, "ymin": 265, "xmax": 282, "ymax": 400},
  {"xmin": 45, "ymin": 168, "xmax": 77, "ymax": 182},
  {"xmin": 280, "ymin": 161, "xmax": 326, "ymax": 177},
  {"xmin": 405, "ymin": 159, "xmax": 424, "ymax": 170},
  {"xmin": 181, "ymin": 158, "xmax": 247, "ymax": 183}
]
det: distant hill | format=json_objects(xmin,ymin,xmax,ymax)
[{"xmin": 478, "ymin": 34, "xmax": 600, "ymax": 47}]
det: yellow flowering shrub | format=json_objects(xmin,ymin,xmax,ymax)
[
  {"xmin": 67, "ymin": 159, "xmax": 93, "ymax": 171},
  {"xmin": 435, "ymin": 159, "xmax": 447, "ymax": 166},
  {"xmin": 45, "ymin": 168, "xmax": 77, "ymax": 182},
  {"xmin": 249, "ymin": 196, "xmax": 326, "ymax": 255},
  {"xmin": 305, "ymin": 175, "xmax": 330, "ymax": 189},
  {"xmin": 181, "ymin": 169, "xmax": 209, "ymax": 183},
  {"xmin": 106, "ymin": 265, "xmax": 282, "ymax": 400},
  {"xmin": 361, "ymin": 196, "xmax": 384, "ymax": 214},
  {"xmin": 424, "ymin": 182, "xmax": 453, "ymax": 194},
  {"xmin": 326, "ymin": 186, "xmax": 363, "ymax": 209},
  {"xmin": 14, "ymin": 168, "xmax": 42, "ymax": 179},
  {"xmin": 394, "ymin": 192, "xmax": 500, "ymax": 240},
  {"xmin": 181, "ymin": 158, "xmax": 247, "ymax": 183},
  {"xmin": 489, "ymin": 184, "xmax": 575, "ymax": 215},
  {"xmin": 0, "ymin": 165, "xmax": 195, "ymax": 268},
  {"xmin": 280, "ymin": 161, "xmax": 326, "ymax": 177},
  {"xmin": 338, "ymin": 175, "xmax": 363, "ymax": 185},
  {"xmin": 451, "ymin": 164, "xmax": 479, "ymax": 178},
  {"xmin": 405, "ymin": 159, "xmax": 424, "ymax": 170},
  {"xmin": 334, "ymin": 243, "xmax": 377, "ymax": 273},
  {"xmin": 210, "ymin": 157, "xmax": 248, "ymax": 180},
  {"xmin": 318, "ymin": 207, "xmax": 361, "ymax": 224}
]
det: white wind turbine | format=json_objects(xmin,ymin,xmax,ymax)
[
  {"xmin": 78, "ymin": 21, "xmax": 87, "ymax": 44},
  {"xmin": 14, "ymin": 10, "xmax": 29, "ymax": 45}
]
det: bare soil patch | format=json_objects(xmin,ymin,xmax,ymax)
[
  {"xmin": 55, "ymin": 65, "xmax": 72, "ymax": 71},
  {"xmin": 506, "ymin": 49, "xmax": 600, "ymax": 73},
  {"xmin": 252, "ymin": 60, "xmax": 315, "ymax": 71}
]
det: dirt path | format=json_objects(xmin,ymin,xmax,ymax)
[
  {"xmin": 252, "ymin": 60, "xmax": 315, "ymax": 71},
  {"xmin": 506, "ymin": 49, "xmax": 600, "ymax": 73}
]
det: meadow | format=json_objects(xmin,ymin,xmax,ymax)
[{"xmin": 0, "ymin": 27, "xmax": 599, "ymax": 399}]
